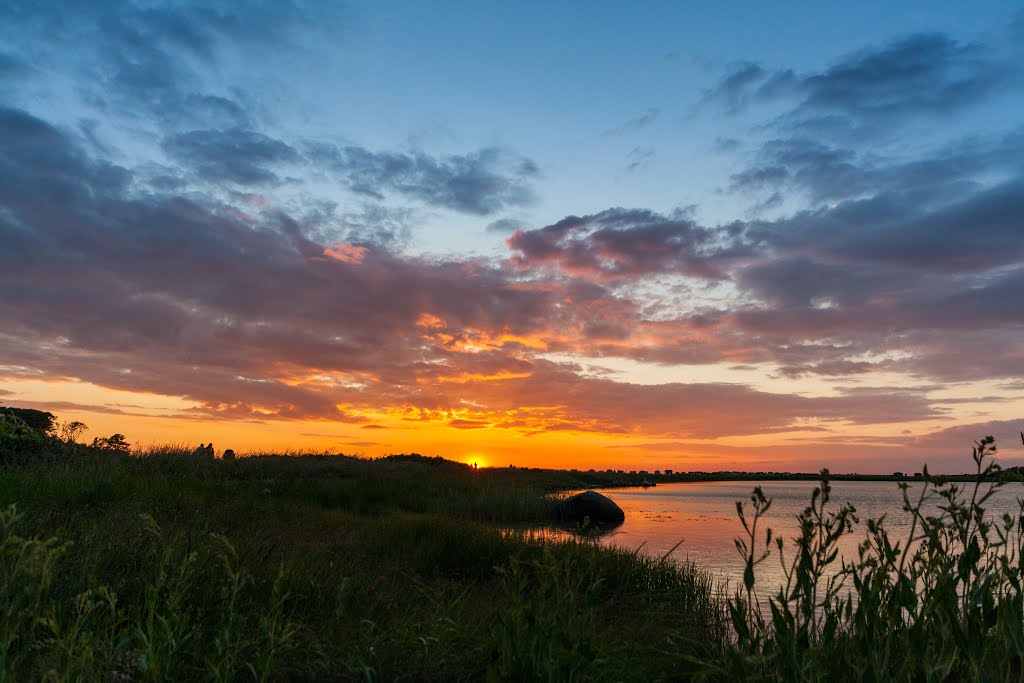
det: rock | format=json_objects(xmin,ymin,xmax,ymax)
[{"xmin": 557, "ymin": 490, "xmax": 625, "ymax": 527}]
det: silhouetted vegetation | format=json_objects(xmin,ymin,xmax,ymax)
[
  {"xmin": 0, "ymin": 406, "xmax": 55, "ymax": 434},
  {"xmin": 0, "ymin": 433, "xmax": 720, "ymax": 680},
  {"xmin": 1, "ymin": 408, "xmax": 1021, "ymax": 679},
  {"xmin": 705, "ymin": 436, "xmax": 1024, "ymax": 681}
]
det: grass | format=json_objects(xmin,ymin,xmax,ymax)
[
  {"xmin": 0, "ymin": 446, "xmax": 722, "ymax": 681},
  {"xmin": 2, "ymin": 432, "xmax": 1023, "ymax": 680},
  {"xmin": 710, "ymin": 435, "xmax": 1024, "ymax": 682}
]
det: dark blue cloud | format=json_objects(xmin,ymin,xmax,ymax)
[
  {"xmin": 1, "ymin": 0, "xmax": 541, "ymax": 217},
  {"xmin": 748, "ymin": 177, "xmax": 1024, "ymax": 273},
  {"xmin": 307, "ymin": 143, "xmax": 539, "ymax": 215},
  {"xmin": 706, "ymin": 32, "xmax": 1021, "ymax": 131},
  {"xmin": 0, "ymin": 51, "xmax": 29, "ymax": 79},
  {"xmin": 730, "ymin": 129, "xmax": 1024, "ymax": 205},
  {"xmin": 0, "ymin": 1, "xmax": 338, "ymax": 130},
  {"xmin": 163, "ymin": 128, "xmax": 300, "ymax": 185},
  {"xmin": 507, "ymin": 208, "xmax": 751, "ymax": 280}
]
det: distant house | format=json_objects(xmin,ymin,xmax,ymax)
[
  {"xmin": 654, "ymin": 470, "xmax": 661, "ymax": 475},
  {"xmin": 893, "ymin": 472, "xmax": 905, "ymax": 478},
  {"xmin": 665, "ymin": 469, "xmax": 673, "ymax": 475}
]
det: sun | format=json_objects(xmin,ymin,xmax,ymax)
[{"xmin": 464, "ymin": 453, "xmax": 489, "ymax": 469}]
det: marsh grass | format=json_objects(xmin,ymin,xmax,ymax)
[
  {"xmin": 9, "ymin": 436, "xmax": 1016, "ymax": 680},
  {"xmin": 0, "ymin": 447, "xmax": 720, "ymax": 680},
  {"xmin": 709, "ymin": 436, "xmax": 1024, "ymax": 681}
]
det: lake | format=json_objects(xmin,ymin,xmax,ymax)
[{"xmin": 585, "ymin": 479, "xmax": 1024, "ymax": 596}]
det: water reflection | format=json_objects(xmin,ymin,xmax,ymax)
[{"xmin": 541, "ymin": 480, "xmax": 1024, "ymax": 598}]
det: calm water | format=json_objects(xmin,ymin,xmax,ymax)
[{"xmin": 584, "ymin": 480, "xmax": 1024, "ymax": 594}]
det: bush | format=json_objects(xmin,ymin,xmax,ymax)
[
  {"xmin": 0, "ymin": 407, "xmax": 55, "ymax": 435},
  {"xmin": 90, "ymin": 434, "xmax": 131, "ymax": 453},
  {"xmin": 0, "ymin": 413, "xmax": 47, "ymax": 459}
]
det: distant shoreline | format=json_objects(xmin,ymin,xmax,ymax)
[{"xmin": 528, "ymin": 467, "xmax": 1023, "ymax": 492}]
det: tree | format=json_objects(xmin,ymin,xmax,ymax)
[
  {"xmin": 56, "ymin": 420, "xmax": 88, "ymax": 444},
  {"xmin": 0, "ymin": 407, "xmax": 55, "ymax": 435},
  {"xmin": 90, "ymin": 434, "xmax": 130, "ymax": 453}
]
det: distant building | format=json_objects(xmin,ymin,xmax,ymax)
[{"xmin": 665, "ymin": 469, "xmax": 673, "ymax": 475}]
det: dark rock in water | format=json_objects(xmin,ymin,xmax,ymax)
[{"xmin": 558, "ymin": 490, "xmax": 625, "ymax": 527}]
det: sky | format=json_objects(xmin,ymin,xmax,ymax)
[{"xmin": 1, "ymin": 1, "xmax": 1023, "ymax": 472}]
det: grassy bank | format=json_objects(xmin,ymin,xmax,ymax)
[
  {"xmin": 0, "ymin": 448, "xmax": 722, "ymax": 681},
  {"xmin": 3, "ymin": 419, "xmax": 1024, "ymax": 680}
]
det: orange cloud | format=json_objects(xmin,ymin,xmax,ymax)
[{"xmin": 323, "ymin": 243, "xmax": 368, "ymax": 264}]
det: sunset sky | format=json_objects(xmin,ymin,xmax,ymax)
[{"xmin": 2, "ymin": 1, "xmax": 1023, "ymax": 472}]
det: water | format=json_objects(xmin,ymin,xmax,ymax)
[{"xmin": 580, "ymin": 479, "xmax": 1024, "ymax": 595}]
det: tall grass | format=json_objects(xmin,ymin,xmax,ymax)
[
  {"xmin": 0, "ymin": 446, "xmax": 720, "ymax": 680},
  {"xmin": 707, "ymin": 436, "xmax": 1024, "ymax": 681},
  {"xmin": 11, "ymin": 435, "xmax": 1019, "ymax": 679}
]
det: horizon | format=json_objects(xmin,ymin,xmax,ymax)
[{"xmin": 2, "ymin": 1, "xmax": 1023, "ymax": 474}]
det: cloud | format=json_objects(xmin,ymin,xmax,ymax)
[
  {"xmin": 506, "ymin": 208, "xmax": 749, "ymax": 280},
  {"xmin": 0, "ymin": 1, "xmax": 342, "ymax": 128},
  {"xmin": 1, "ymin": 102, "xmax": 976, "ymax": 435},
  {"xmin": 0, "ymin": 5, "xmax": 1021, "ymax": 460},
  {"xmin": 0, "ymin": 107, "xmax": 563, "ymax": 421},
  {"xmin": 163, "ymin": 128, "xmax": 300, "ymax": 185},
  {"xmin": 731, "ymin": 128, "xmax": 1024, "ymax": 207},
  {"xmin": 746, "ymin": 178, "xmax": 1024, "ymax": 274},
  {"xmin": 0, "ymin": 51, "xmax": 29, "ymax": 79},
  {"xmin": 625, "ymin": 146, "xmax": 655, "ymax": 172},
  {"xmin": 604, "ymin": 108, "xmax": 659, "ymax": 136},
  {"xmin": 421, "ymin": 365, "xmax": 949, "ymax": 438},
  {"xmin": 485, "ymin": 218, "xmax": 524, "ymax": 234},
  {"xmin": 911, "ymin": 420, "xmax": 1024, "ymax": 451},
  {"xmin": 307, "ymin": 143, "xmax": 539, "ymax": 215},
  {"xmin": 701, "ymin": 62, "xmax": 794, "ymax": 114},
  {"xmin": 704, "ymin": 32, "xmax": 1020, "ymax": 131},
  {"xmin": 448, "ymin": 419, "xmax": 491, "ymax": 429}
]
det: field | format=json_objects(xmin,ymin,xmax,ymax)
[
  {"xmin": 0, "ymin": 447, "xmax": 722, "ymax": 681},
  {"xmin": 3, "ymin": 409, "xmax": 1024, "ymax": 681}
]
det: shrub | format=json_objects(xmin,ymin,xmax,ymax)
[
  {"xmin": 90, "ymin": 434, "xmax": 131, "ymax": 453},
  {"xmin": 0, "ymin": 413, "xmax": 48, "ymax": 459},
  {"xmin": 0, "ymin": 408, "xmax": 55, "ymax": 435}
]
